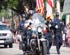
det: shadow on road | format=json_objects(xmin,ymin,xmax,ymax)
[
  {"xmin": 0, "ymin": 46, "xmax": 13, "ymax": 49},
  {"xmin": 15, "ymin": 53, "xmax": 60, "ymax": 55},
  {"xmin": 0, "ymin": 47, "xmax": 7, "ymax": 49}
]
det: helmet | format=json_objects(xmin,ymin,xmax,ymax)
[{"xmin": 29, "ymin": 10, "xmax": 34, "ymax": 15}]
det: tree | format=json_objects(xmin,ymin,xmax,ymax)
[{"xmin": 0, "ymin": 0, "xmax": 36, "ymax": 15}]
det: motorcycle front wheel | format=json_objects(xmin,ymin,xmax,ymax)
[{"xmin": 41, "ymin": 39, "xmax": 49, "ymax": 55}]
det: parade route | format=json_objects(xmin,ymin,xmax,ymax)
[{"xmin": 0, "ymin": 44, "xmax": 70, "ymax": 55}]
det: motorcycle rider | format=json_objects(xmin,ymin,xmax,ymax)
[
  {"xmin": 52, "ymin": 12, "xmax": 64, "ymax": 54},
  {"xmin": 24, "ymin": 11, "xmax": 34, "ymax": 37},
  {"xmin": 24, "ymin": 11, "xmax": 34, "ymax": 51}
]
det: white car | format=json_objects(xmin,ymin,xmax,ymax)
[{"xmin": 0, "ymin": 22, "xmax": 13, "ymax": 48}]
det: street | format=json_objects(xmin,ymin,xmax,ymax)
[
  {"xmin": 0, "ymin": 44, "xmax": 23, "ymax": 55},
  {"xmin": 0, "ymin": 44, "xmax": 70, "ymax": 55}
]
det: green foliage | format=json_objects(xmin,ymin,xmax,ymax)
[
  {"xmin": 0, "ymin": 0, "xmax": 18, "ymax": 17},
  {"xmin": 0, "ymin": 0, "xmax": 18, "ymax": 11},
  {"xmin": 0, "ymin": 0, "xmax": 36, "ymax": 15},
  {"xmin": 0, "ymin": 9, "xmax": 11, "ymax": 18},
  {"xmin": 7, "ymin": 0, "xmax": 18, "ymax": 9}
]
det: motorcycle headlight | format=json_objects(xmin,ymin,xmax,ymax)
[
  {"xmin": 55, "ymin": 25, "xmax": 58, "ymax": 29},
  {"xmin": 38, "ymin": 27, "xmax": 42, "ymax": 32}
]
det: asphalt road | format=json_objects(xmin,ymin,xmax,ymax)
[
  {"xmin": 0, "ymin": 44, "xmax": 70, "ymax": 55},
  {"xmin": 0, "ymin": 44, "xmax": 23, "ymax": 55}
]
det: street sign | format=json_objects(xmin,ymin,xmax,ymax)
[{"xmin": 63, "ymin": 0, "xmax": 70, "ymax": 14}]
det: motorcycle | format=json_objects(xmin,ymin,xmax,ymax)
[
  {"xmin": 19, "ymin": 13, "xmax": 49, "ymax": 55},
  {"xmin": 30, "ymin": 26, "xmax": 49, "ymax": 55}
]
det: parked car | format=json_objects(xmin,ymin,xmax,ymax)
[{"xmin": 0, "ymin": 22, "xmax": 13, "ymax": 48}]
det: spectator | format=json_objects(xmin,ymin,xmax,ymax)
[{"xmin": 66, "ymin": 24, "xmax": 70, "ymax": 47}]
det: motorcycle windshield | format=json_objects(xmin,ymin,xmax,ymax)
[{"xmin": 32, "ymin": 13, "xmax": 45, "ymax": 28}]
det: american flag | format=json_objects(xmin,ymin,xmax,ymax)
[{"xmin": 36, "ymin": 0, "xmax": 44, "ymax": 16}]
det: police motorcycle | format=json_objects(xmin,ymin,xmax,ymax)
[
  {"xmin": 19, "ymin": 12, "xmax": 48, "ymax": 55},
  {"xmin": 29, "ymin": 13, "xmax": 49, "ymax": 55},
  {"xmin": 29, "ymin": 25, "xmax": 49, "ymax": 55}
]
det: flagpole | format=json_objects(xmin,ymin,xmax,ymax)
[{"xmin": 44, "ymin": 0, "xmax": 47, "ymax": 19}]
